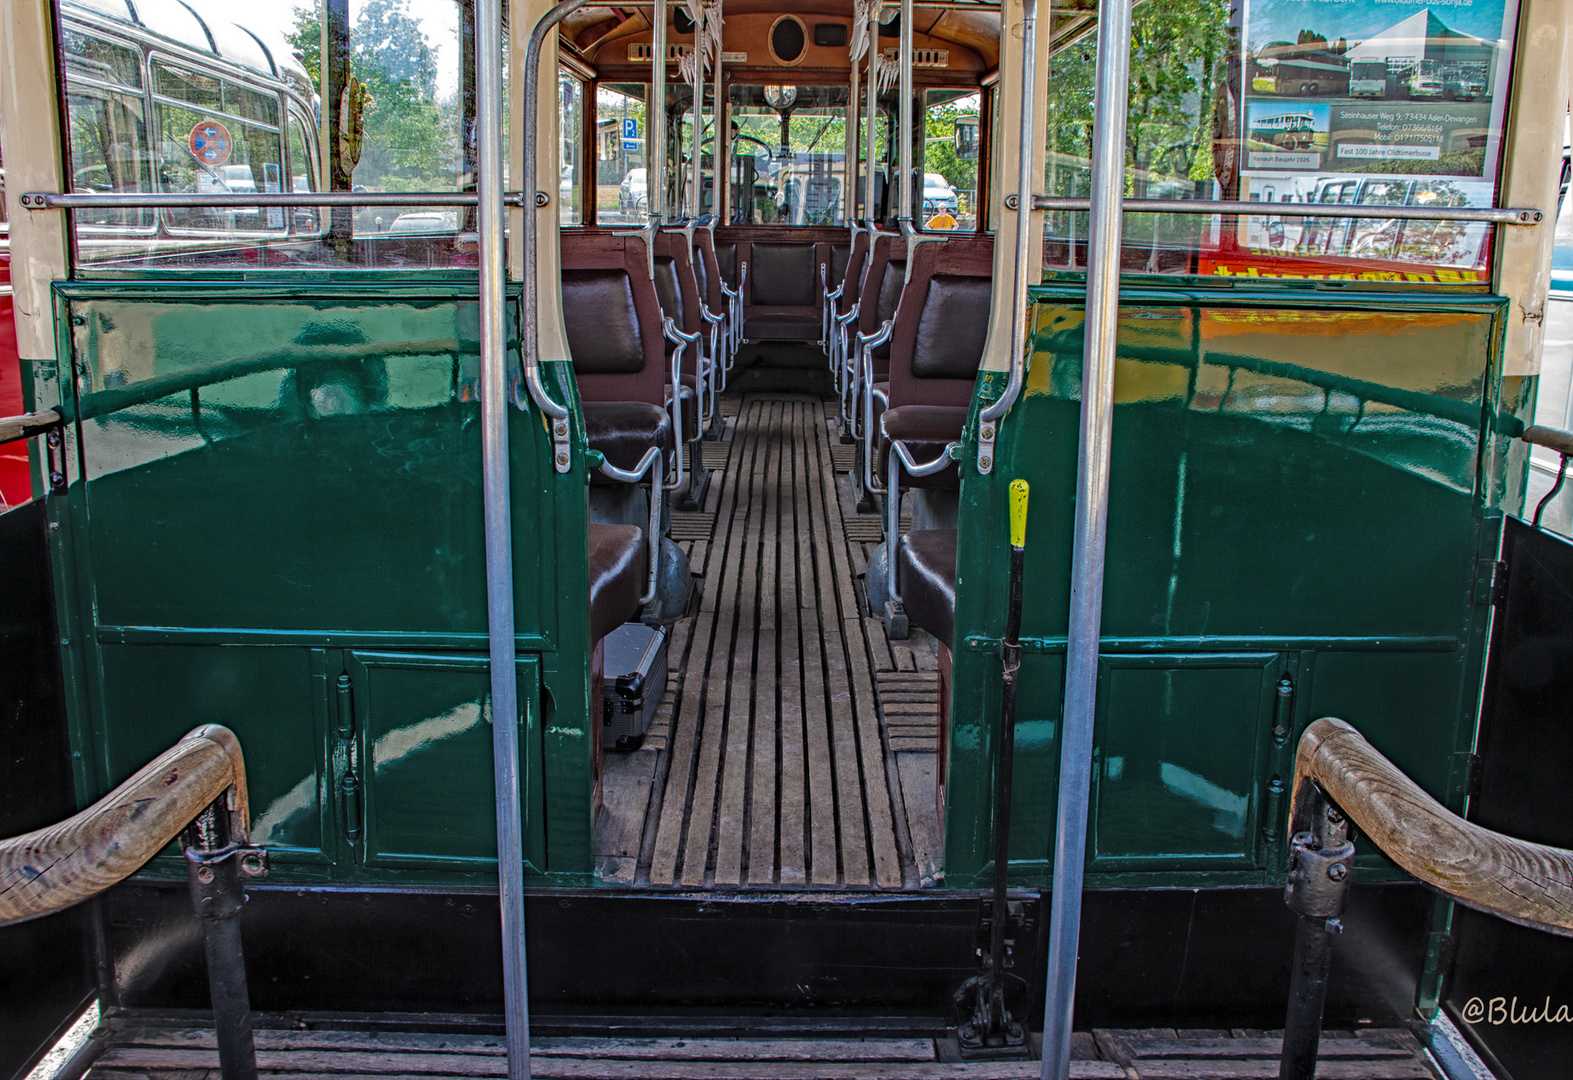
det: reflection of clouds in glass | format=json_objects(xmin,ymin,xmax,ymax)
[
  {"xmin": 1159, "ymin": 762, "xmax": 1247, "ymax": 839},
  {"xmin": 374, "ymin": 698, "xmax": 489, "ymax": 769}
]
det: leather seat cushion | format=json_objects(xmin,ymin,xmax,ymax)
[
  {"xmin": 899, "ymin": 529, "xmax": 957, "ymax": 648},
  {"xmin": 589, "ymin": 523, "xmax": 646, "ymax": 644},
  {"xmin": 879, "ymin": 404, "xmax": 967, "ymax": 490},
  {"xmin": 745, "ymin": 312, "xmax": 821, "ymax": 341},
  {"xmin": 583, "ymin": 400, "xmax": 672, "ymax": 482},
  {"xmin": 665, "ymin": 382, "xmax": 699, "ymax": 440}
]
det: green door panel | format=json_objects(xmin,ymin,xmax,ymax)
[
  {"xmin": 48, "ymin": 282, "xmax": 600, "ymax": 881},
  {"xmin": 1090, "ymin": 653, "xmax": 1279, "ymax": 870},
  {"xmin": 95, "ymin": 644, "xmax": 329, "ymax": 864},
  {"xmin": 343, "ymin": 651, "xmax": 545, "ymax": 875}
]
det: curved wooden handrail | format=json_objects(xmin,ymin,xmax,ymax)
[
  {"xmin": 1522, "ymin": 423, "xmax": 1573, "ymax": 456},
  {"xmin": 0, "ymin": 724, "xmax": 252, "ymax": 927},
  {"xmin": 1295, "ymin": 718, "xmax": 1573, "ymax": 936}
]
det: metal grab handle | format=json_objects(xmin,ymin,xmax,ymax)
[
  {"xmin": 20, "ymin": 191, "xmax": 529, "ymax": 209},
  {"xmin": 521, "ymin": 0, "xmax": 596, "ymax": 455},
  {"xmin": 1030, "ymin": 194, "xmax": 1545, "ymax": 225},
  {"xmin": 594, "ymin": 445, "xmax": 665, "ymax": 606},
  {"xmin": 857, "ymin": 318, "xmax": 894, "ymax": 350},
  {"xmin": 886, "ymin": 436, "xmax": 962, "ymax": 478},
  {"xmin": 662, "ymin": 316, "xmax": 700, "ymax": 493},
  {"xmin": 1521, "ymin": 424, "xmax": 1573, "ymax": 527}
]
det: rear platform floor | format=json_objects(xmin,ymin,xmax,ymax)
[
  {"xmin": 85, "ymin": 1014, "xmax": 1443, "ymax": 1079},
  {"xmin": 596, "ymin": 396, "xmax": 944, "ymax": 890}
]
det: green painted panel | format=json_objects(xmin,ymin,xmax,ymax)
[
  {"xmin": 49, "ymin": 282, "xmax": 600, "ymax": 882},
  {"xmin": 945, "ymin": 290, "xmax": 1505, "ymax": 887},
  {"xmin": 95, "ymin": 644, "xmax": 328, "ymax": 862},
  {"xmin": 64, "ymin": 295, "xmax": 560, "ymax": 637},
  {"xmin": 1091, "ymin": 654, "xmax": 1278, "ymax": 869},
  {"xmin": 347, "ymin": 651, "xmax": 544, "ymax": 873}
]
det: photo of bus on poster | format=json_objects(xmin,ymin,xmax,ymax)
[
  {"xmin": 1240, "ymin": 0, "xmax": 1516, "ymax": 181},
  {"xmin": 1217, "ymin": 0, "xmax": 1519, "ymax": 279}
]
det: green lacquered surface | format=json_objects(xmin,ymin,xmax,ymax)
[
  {"xmin": 48, "ymin": 279, "xmax": 596, "ymax": 885},
  {"xmin": 945, "ymin": 287, "xmax": 1507, "ymax": 889}
]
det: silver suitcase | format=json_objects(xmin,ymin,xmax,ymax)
[{"xmin": 601, "ymin": 623, "xmax": 668, "ymax": 750}]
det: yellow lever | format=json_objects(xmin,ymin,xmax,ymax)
[{"xmin": 1009, "ymin": 479, "xmax": 1029, "ymax": 550}]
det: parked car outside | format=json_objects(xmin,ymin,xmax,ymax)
[{"xmin": 619, "ymin": 168, "xmax": 648, "ymax": 216}]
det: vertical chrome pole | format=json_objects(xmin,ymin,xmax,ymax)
[
  {"xmin": 651, "ymin": 0, "xmax": 667, "ymax": 221},
  {"xmin": 846, "ymin": 47, "xmax": 860, "ymax": 225},
  {"xmin": 897, "ymin": 0, "xmax": 913, "ymax": 225},
  {"xmin": 712, "ymin": 1, "xmax": 723, "ymax": 217},
  {"xmin": 864, "ymin": 3, "xmax": 878, "ymax": 224},
  {"xmin": 479, "ymin": 0, "xmax": 530, "ymax": 1076},
  {"xmin": 1040, "ymin": 0, "xmax": 1132, "ymax": 1076},
  {"xmin": 690, "ymin": 5, "xmax": 704, "ymax": 217}
]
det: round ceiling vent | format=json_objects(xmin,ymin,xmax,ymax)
[{"xmin": 768, "ymin": 14, "xmax": 807, "ymax": 67}]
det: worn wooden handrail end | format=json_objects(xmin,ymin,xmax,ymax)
[
  {"xmin": 0, "ymin": 724, "xmax": 254, "ymax": 927},
  {"xmin": 1292, "ymin": 717, "xmax": 1573, "ymax": 937}
]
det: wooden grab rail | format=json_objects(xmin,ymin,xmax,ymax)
[
  {"xmin": 0, "ymin": 724, "xmax": 252, "ymax": 927},
  {"xmin": 1295, "ymin": 718, "xmax": 1573, "ymax": 936}
]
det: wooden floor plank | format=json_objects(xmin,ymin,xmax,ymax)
[
  {"xmin": 712, "ymin": 402, "xmax": 780, "ymax": 887},
  {"xmin": 808, "ymin": 417, "xmax": 901, "ymax": 890},
  {"xmin": 746, "ymin": 405, "xmax": 790, "ymax": 885},
  {"xmin": 648, "ymin": 401, "xmax": 760, "ymax": 884},
  {"xmin": 682, "ymin": 402, "xmax": 770, "ymax": 887},
  {"xmin": 775, "ymin": 406, "xmax": 809, "ymax": 886},
  {"xmin": 795, "ymin": 411, "xmax": 840, "ymax": 886}
]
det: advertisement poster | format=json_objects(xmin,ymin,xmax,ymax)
[{"xmin": 1224, "ymin": 0, "xmax": 1518, "ymax": 277}]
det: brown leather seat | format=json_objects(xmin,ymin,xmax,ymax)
[
  {"xmin": 589, "ymin": 522, "xmax": 647, "ymax": 643},
  {"xmin": 897, "ymin": 529, "xmax": 957, "ymax": 648},
  {"xmin": 879, "ymin": 404, "xmax": 967, "ymax": 489},
  {"xmin": 560, "ymin": 232, "xmax": 673, "ymax": 482},
  {"xmin": 879, "ymin": 237, "xmax": 994, "ymax": 492},
  {"xmin": 582, "ymin": 400, "xmax": 672, "ymax": 474}
]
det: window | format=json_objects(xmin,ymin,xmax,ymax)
[
  {"xmin": 152, "ymin": 60, "xmax": 285, "ymax": 235},
  {"xmin": 559, "ymin": 73, "xmax": 584, "ymax": 225},
  {"xmin": 730, "ymin": 84, "xmax": 851, "ymax": 226},
  {"xmin": 597, "ymin": 83, "xmax": 648, "ymax": 224},
  {"xmin": 1042, "ymin": 0, "xmax": 1519, "ymax": 284},
  {"xmin": 920, "ymin": 90, "xmax": 980, "ymax": 232},
  {"xmin": 63, "ymin": 31, "xmax": 153, "ymax": 232}
]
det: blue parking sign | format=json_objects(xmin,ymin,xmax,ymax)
[{"xmin": 622, "ymin": 117, "xmax": 639, "ymax": 151}]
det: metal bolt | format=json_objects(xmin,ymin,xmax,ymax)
[
  {"xmin": 1327, "ymin": 863, "xmax": 1348, "ymax": 882},
  {"xmin": 196, "ymin": 864, "xmax": 215, "ymax": 884},
  {"xmin": 980, "ymin": 423, "xmax": 995, "ymax": 440},
  {"xmin": 556, "ymin": 453, "xmax": 570, "ymax": 467},
  {"xmin": 979, "ymin": 456, "xmax": 991, "ymax": 470},
  {"xmin": 1326, "ymin": 806, "xmax": 1345, "ymax": 825}
]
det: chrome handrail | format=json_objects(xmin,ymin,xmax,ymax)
[{"xmin": 1030, "ymin": 194, "xmax": 1544, "ymax": 225}]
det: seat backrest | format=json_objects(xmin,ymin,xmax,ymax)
[
  {"xmin": 886, "ymin": 236, "xmax": 994, "ymax": 408},
  {"xmin": 836, "ymin": 231, "xmax": 869, "ymax": 316},
  {"xmin": 748, "ymin": 242, "xmax": 818, "ymax": 307},
  {"xmin": 653, "ymin": 229, "xmax": 705, "ymax": 338},
  {"xmin": 560, "ymin": 231, "xmax": 667, "ymax": 407},
  {"xmin": 829, "ymin": 242, "xmax": 852, "ymax": 286},
  {"xmin": 693, "ymin": 228, "xmax": 725, "ymax": 315},
  {"xmin": 857, "ymin": 232, "xmax": 908, "ymax": 340},
  {"xmin": 715, "ymin": 241, "xmax": 739, "ymax": 288}
]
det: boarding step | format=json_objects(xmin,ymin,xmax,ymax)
[{"xmin": 85, "ymin": 1017, "xmax": 1438, "ymax": 1080}]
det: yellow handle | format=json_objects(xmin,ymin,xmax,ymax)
[{"xmin": 1009, "ymin": 479, "xmax": 1029, "ymax": 549}]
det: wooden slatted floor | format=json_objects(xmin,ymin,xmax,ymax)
[
  {"xmin": 597, "ymin": 397, "xmax": 945, "ymax": 890},
  {"xmin": 87, "ymin": 1017, "xmax": 1441, "ymax": 1079}
]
